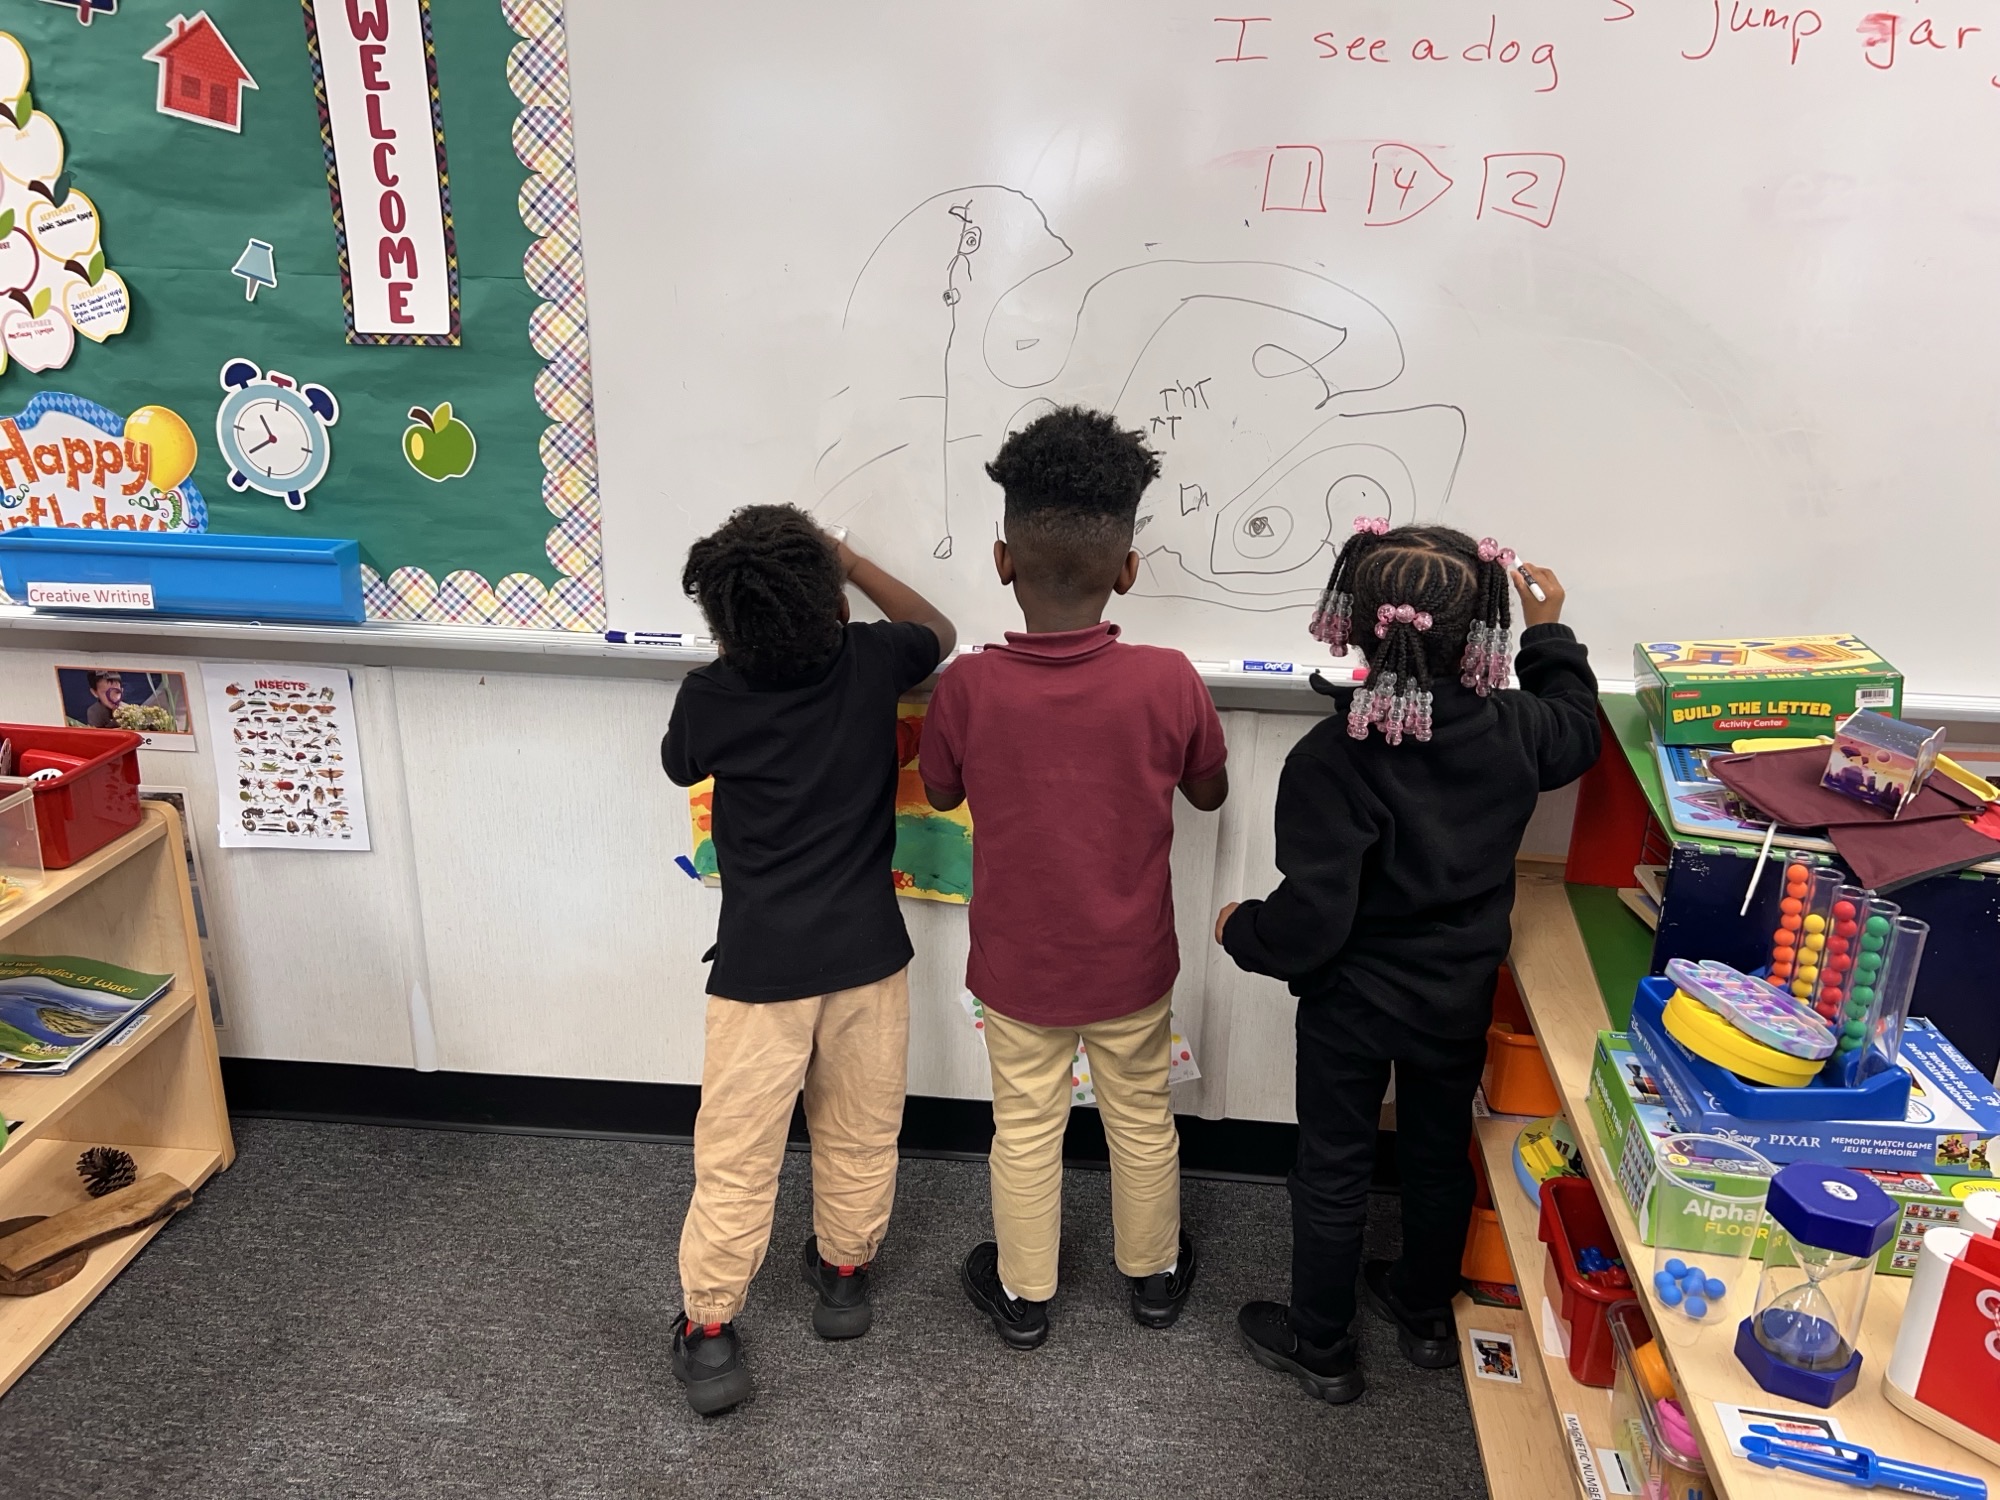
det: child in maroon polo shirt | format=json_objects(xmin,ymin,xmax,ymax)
[{"xmin": 921, "ymin": 407, "xmax": 1229, "ymax": 1349}]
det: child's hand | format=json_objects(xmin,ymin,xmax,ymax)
[
  {"xmin": 1214, "ymin": 901, "xmax": 1240, "ymax": 944},
  {"xmin": 1512, "ymin": 563, "xmax": 1564, "ymax": 628}
]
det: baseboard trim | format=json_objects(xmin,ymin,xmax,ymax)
[{"xmin": 220, "ymin": 1058, "xmax": 1396, "ymax": 1187}]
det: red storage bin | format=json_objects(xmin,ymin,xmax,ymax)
[
  {"xmin": 0, "ymin": 723, "xmax": 142, "ymax": 868},
  {"xmin": 1537, "ymin": 1176, "xmax": 1637, "ymax": 1388}
]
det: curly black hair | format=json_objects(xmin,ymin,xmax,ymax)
[
  {"xmin": 681, "ymin": 504, "xmax": 845, "ymax": 685},
  {"xmin": 987, "ymin": 406, "xmax": 1162, "ymax": 599},
  {"xmin": 1319, "ymin": 524, "xmax": 1512, "ymax": 693}
]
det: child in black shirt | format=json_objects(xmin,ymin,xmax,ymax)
[
  {"xmin": 662, "ymin": 505, "xmax": 954, "ymax": 1415},
  {"xmin": 1215, "ymin": 522, "xmax": 1599, "ymax": 1405}
]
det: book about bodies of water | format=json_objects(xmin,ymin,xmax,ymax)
[{"xmin": 0, "ymin": 955, "xmax": 173, "ymax": 1075}]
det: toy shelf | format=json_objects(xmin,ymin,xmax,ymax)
[
  {"xmin": 1496, "ymin": 868, "xmax": 2000, "ymax": 1499},
  {"xmin": 0, "ymin": 806, "xmax": 234, "ymax": 1398}
]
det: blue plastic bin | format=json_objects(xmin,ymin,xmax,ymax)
[{"xmin": 0, "ymin": 528, "xmax": 364, "ymax": 624}]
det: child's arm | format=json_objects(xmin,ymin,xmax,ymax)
[
  {"xmin": 1509, "ymin": 564, "xmax": 1601, "ymax": 788},
  {"xmin": 661, "ymin": 692, "xmax": 702, "ymax": 787},
  {"xmin": 1181, "ymin": 767, "xmax": 1228, "ymax": 811},
  {"xmin": 1178, "ymin": 659, "xmax": 1230, "ymax": 811},
  {"xmin": 920, "ymin": 665, "xmax": 967, "ymax": 812},
  {"xmin": 837, "ymin": 538, "xmax": 957, "ymax": 659},
  {"xmin": 1213, "ymin": 748, "xmax": 1377, "ymax": 978}
]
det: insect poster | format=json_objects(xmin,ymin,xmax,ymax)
[{"xmin": 201, "ymin": 661, "xmax": 369, "ymax": 850}]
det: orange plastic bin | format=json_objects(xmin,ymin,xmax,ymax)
[{"xmin": 1484, "ymin": 963, "xmax": 1563, "ymax": 1116}]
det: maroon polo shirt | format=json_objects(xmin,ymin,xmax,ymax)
[{"xmin": 921, "ymin": 623, "xmax": 1227, "ymax": 1028}]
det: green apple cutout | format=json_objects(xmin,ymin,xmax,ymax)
[{"xmin": 403, "ymin": 402, "xmax": 476, "ymax": 482}]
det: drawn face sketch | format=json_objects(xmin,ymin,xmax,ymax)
[{"xmin": 817, "ymin": 187, "xmax": 1072, "ymax": 572}]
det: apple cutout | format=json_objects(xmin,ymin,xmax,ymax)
[
  {"xmin": 62, "ymin": 268, "xmax": 126, "ymax": 342},
  {"xmin": 403, "ymin": 403, "xmax": 478, "ymax": 482},
  {"xmin": 0, "ymin": 224, "xmax": 37, "ymax": 295},
  {"xmin": 0, "ymin": 39, "xmax": 27, "ymax": 107},
  {"xmin": 27, "ymin": 191, "xmax": 96, "ymax": 261},
  {"xmin": 0, "ymin": 110, "xmax": 63, "ymax": 189},
  {"xmin": 1, "ymin": 304, "xmax": 72, "ymax": 372}
]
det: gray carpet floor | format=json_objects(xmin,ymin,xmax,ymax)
[{"xmin": 0, "ymin": 1119, "xmax": 1487, "ymax": 1500}]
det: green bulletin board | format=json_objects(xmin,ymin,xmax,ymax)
[{"xmin": 0, "ymin": 0, "xmax": 599, "ymax": 628}]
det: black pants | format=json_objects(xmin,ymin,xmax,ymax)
[{"xmin": 1288, "ymin": 995, "xmax": 1488, "ymax": 1346}]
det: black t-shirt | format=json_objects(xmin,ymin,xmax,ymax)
[{"xmin": 662, "ymin": 620, "xmax": 943, "ymax": 1001}]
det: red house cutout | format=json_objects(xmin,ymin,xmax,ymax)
[{"xmin": 144, "ymin": 11, "xmax": 257, "ymax": 133}]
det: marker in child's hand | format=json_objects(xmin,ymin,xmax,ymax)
[{"xmin": 1517, "ymin": 565, "xmax": 1547, "ymax": 603}]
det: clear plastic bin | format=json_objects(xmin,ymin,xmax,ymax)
[
  {"xmin": 1609, "ymin": 1301, "xmax": 1710, "ymax": 1500},
  {"xmin": 0, "ymin": 782, "xmax": 44, "ymax": 908}
]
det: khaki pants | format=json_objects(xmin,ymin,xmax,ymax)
[
  {"xmin": 982, "ymin": 992, "xmax": 1181, "ymax": 1301},
  {"xmin": 678, "ymin": 969, "xmax": 909, "ymax": 1324}
]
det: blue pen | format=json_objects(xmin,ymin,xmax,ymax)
[{"xmin": 1743, "ymin": 1427, "xmax": 1987, "ymax": 1499}]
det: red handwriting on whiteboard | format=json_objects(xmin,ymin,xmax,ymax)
[
  {"xmin": 1683, "ymin": 2, "xmax": 1825, "ymax": 63},
  {"xmin": 1856, "ymin": 11, "xmax": 1984, "ymax": 70},
  {"xmin": 1262, "ymin": 145, "xmax": 1327, "ymax": 212},
  {"xmin": 1365, "ymin": 145, "xmax": 1454, "ymax": 226},
  {"xmin": 1477, "ymin": 154, "xmax": 1566, "ymax": 229},
  {"xmin": 1215, "ymin": 16, "xmax": 1272, "ymax": 61},
  {"xmin": 1300, "ymin": 14, "xmax": 1562, "ymax": 91}
]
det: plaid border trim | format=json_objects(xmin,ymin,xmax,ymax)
[
  {"xmin": 299, "ymin": 0, "xmax": 464, "ymax": 347},
  {"xmin": 359, "ymin": 0, "xmax": 603, "ymax": 630}
]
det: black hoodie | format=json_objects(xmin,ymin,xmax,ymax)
[{"xmin": 1221, "ymin": 622, "xmax": 1601, "ymax": 1039}]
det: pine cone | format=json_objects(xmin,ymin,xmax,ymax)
[{"xmin": 76, "ymin": 1146, "xmax": 136, "ymax": 1198}]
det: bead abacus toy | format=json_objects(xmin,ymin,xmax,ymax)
[
  {"xmin": 1768, "ymin": 859, "xmax": 1843, "ymax": 1001},
  {"xmin": 1664, "ymin": 958, "xmax": 1835, "ymax": 1061}
]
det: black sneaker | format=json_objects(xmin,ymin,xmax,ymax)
[
  {"xmin": 960, "ymin": 1241, "xmax": 1050, "ymax": 1350},
  {"xmin": 1363, "ymin": 1258, "xmax": 1459, "ymax": 1369},
  {"xmin": 670, "ymin": 1315, "xmax": 753, "ymax": 1416},
  {"xmin": 1129, "ymin": 1230, "xmax": 1199, "ymax": 1330},
  {"xmin": 801, "ymin": 1234, "xmax": 873, "ymax": 1340},
  {"xmin": 1238, "ymin": 1301, "xmax": 1365, "ymax": 1405}
]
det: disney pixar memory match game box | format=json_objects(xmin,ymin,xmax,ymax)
[{"xmin": 1635, "ymin": 635, "xmax": 1904, "ymax": 746}]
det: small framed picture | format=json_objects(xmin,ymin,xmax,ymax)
[
  {"xmin": 54, "ymin": 667, "xmax": 196, "ymax": 752},
  {"xmin": 1468, "ymin": 1329, "xmax": 1522, "ymax": 1384}
]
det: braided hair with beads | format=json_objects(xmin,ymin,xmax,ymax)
[
  {"xmin": 1308, "ymin": 520, "xmax": 1516, "ymax": 743},
  {"xmin": 681, "ymin": 504, "xmax": 847, "ymax": 686}
]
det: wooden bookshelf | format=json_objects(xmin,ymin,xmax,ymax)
[
  {"xmin": 0, "ymin": 806, "xmax": 233, "ymax": 1398},
  {"xmin": 1500, "ymin": 869, "xmax": 2000, "ymax": 1500}
]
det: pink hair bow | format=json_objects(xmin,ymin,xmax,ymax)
[{"xmin": 1354, "ymin": 516, "xmax": 1390, "ymax": 535}]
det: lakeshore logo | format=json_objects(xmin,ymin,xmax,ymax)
[{"xmin": 24, "ymin": 580, "xmax": 153, "ymax": 610}]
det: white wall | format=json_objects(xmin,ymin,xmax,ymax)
[{"xmin": 0, "ymin": 643, "xmax": 1586, "ymax": 1124}]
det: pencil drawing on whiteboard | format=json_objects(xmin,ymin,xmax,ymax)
[{"xmin": 815, "ymin": 185, "xmax": 1465, "ymax": 614}]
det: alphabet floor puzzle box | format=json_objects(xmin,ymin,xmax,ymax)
[
  {"xmin": 1634, "ymin": 635, "xmax": 1903, "ymax": 746},
  {"xmin": 1585, "ymin": 1031, "xmax": 1983, "ymax": 1275}
]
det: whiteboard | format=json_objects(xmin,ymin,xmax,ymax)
[{"xmin": 570, "ymin": 1, "xmax": 2000, "ymax": 696}]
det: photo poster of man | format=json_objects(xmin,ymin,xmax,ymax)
[{"xmin": 55, "ymin": 666, "xmax": 197, "ymax": 752}]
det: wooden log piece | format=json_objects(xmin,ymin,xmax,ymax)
[
  {"xmin": 0, "ymin": 1174, "xmax": 192, "ymax": 1281},
  {"xmin": 0, "ymin": 1218, "xmax": 87, "ymax": 1295}
]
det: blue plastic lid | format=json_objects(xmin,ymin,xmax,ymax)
[{"xmin": 1765, "ymin": 1163, "xmax": 1898, "ymax": 1257}]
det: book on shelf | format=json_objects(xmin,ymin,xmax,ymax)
[{"xmin": 0, "ymin": 955, "xmax": 174, "ymax": 1076}]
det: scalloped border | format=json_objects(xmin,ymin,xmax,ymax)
[{"xmin": 360, "ymin": 0, "xmax": 603, "ymax": 630}]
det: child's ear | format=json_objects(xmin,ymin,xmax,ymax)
[
  {"xmin": 1111, "ymin": 549, "xmax": 1141, "ymax": 596},
  {"xmin": 993, "ymin": 538, "xmax": 1015, "ymax": 586}
]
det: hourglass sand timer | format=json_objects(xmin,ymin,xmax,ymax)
[{"xmin": 1733, "ymin": 1164, "xmax": 1898, "ymax": 1406}]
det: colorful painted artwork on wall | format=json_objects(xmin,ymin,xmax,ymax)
[{"xmin": 684, "ymin": 699, "xmax": 973, "ymax": 905}]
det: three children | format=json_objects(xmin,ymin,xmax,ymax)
[{"xmin": 663, "ymin": 418, "xmax": 1597, "ymax": 1416}]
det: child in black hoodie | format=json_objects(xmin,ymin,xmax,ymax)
[{"xmin": 1216, "ymin": 521, "xmax": 1599, "ymax": 1405}]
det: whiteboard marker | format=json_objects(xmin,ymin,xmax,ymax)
[
  {"xmin": 604, "ymin": 630, "xmax": 712, "ymax": 647},
  {"xmin": 1517, "ymin": 565, "xmax": 1548, "ymax": 604},
  {"xmin": 1234, "ymin": 659, "xmax": 1299, "ymax": 674}
]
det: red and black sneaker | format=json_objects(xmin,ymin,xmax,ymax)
[
  {"xmin": 670, "ymin": 1315, "xmax": 752, "ymax": 1416},
  {"xmin": 801, "ymin": 1234, "xmax": 874, "ymax": 1340}
]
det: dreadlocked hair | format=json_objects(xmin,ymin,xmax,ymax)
[
  {"xmin": 1307, "ymin": 522, "xmax": 1515, "ymax": 744},
  {"xmin": 681, "ymin": 504, "xmax": 846, "ymax": 686}
]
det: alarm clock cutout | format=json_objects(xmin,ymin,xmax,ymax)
[{"xmin": 215, "ymin": 359, "xmax": 338, "ymax": 511}]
